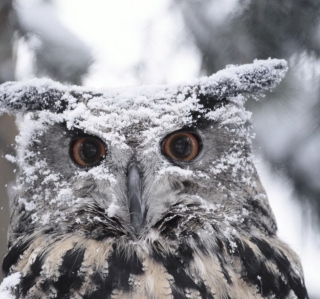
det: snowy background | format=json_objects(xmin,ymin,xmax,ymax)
[{"xmin": 0, "ymin": 0, "xmax": 319, "ymax": 297}]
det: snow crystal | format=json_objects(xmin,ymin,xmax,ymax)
[
  {"xmin": 107, "ymin": 201, "xmax": 119, "ymax": 218},
  {"xmin": 228, "ymin": 240, "xmax": 238, "ymax": 253},
  {"xmin": 18, "ymin": 197, "xmax": 36, "ymax": 211},
  {"xmin": 40, "ymin": 212, "xmax": 51, "ymax": 225},
  {"xmin": 4, "ymin": 154, "xmax": 16, "ymax": 164}
]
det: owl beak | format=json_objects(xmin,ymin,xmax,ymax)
[{"xmin": 127, "ymin": 163, "xmax": 143, "ymax": 235}]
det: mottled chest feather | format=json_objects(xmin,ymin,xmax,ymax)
[{"xmin": 3, "ymin": 215, "xmax": 307, "ymax": 299}]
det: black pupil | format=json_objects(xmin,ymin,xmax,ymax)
[
  {"xmin": 81, "ymin": 141, "xmax": 99, "ymax": 160},
  {"xmin": 171, "ymin": 136, "xmax": 192, "ymax": 158}
]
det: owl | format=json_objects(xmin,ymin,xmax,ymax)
[{"xmin": 0, "ymin": 59, "xmax": 309, "ymax": 299}]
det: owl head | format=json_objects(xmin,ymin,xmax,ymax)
[
  {"xmin": 1, "ymin": 59, "xmax": 306, "ymax": 299},
  {"xmin": 0, "ymin": 58, "xmax": 286, "ymax": 241}
]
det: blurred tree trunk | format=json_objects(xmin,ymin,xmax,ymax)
[
  {"xmin": 0, "ymin": 0, "xmax": 15, "ymax": 82},
  {"xmin": 16, "ymin": 0, "xmax": 93, "ymax": 85},
  {"xmin": 0, "ymin": 0, "xmax": 17, "ymax": 283}
]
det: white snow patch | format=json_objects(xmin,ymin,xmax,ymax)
[
  {"xmin": 107, "ymin": 202, "xmax": 119, "ymax": 218},
  {"xmin": 157, "ymin": 166, "xmax": 194, "ymax": 178},
  {"xmin": 0, "ymin": 272, "xmax": 21, "ymax": 299}
]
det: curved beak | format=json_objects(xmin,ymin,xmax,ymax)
[{"xmin": 127, "ymin": 163, "xmax": 143, "ymax": 235}]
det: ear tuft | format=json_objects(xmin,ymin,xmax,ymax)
[
  {"xmin": 0, "ymin": 78, "xmax": 67, "ymax": 114},
  {"xmin": 196, "ymin": 58, "xmax": 288, "ymax": 101}
]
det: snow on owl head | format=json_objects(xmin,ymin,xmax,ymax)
[{"xmin": 0, "ymin": 59, "xmax": 308, "ymax": 299}]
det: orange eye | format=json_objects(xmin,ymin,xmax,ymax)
[
  {"xmin": 70, "ymin": 136, "xmax": 107, "ymax": 167},
  {"xmin": 162, "ymin": 131, "xmax": 200, "ymax": 162}
]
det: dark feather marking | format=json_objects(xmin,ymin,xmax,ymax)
[
  {"xmin": 172, "ymin": 288, "xmax": 188, "ymax": 299},
  {"xmin": 178, "ymin": 239, "xmax": 194, "ymax": 263},
  {"xmin": 210, "ymin": 237, "xmax": 233, "ymax": 286},
  {"xmin": 234, "ymin": 238, "xmax": 291, "ymax": 297},
  {"xmin": 108, "ymin": 243, "xmax": 144, "ymax": 288},
  {"xmin": 10, "ymin": 209, "xmax": 37, "ymax": 245},
  {"xmin": 72, "ymin": 205, "xmax": 127, "ymax": 240},
  {"xmin": 84, "ymin": 272, "xmax": 112, "ymax": 299},
  {"xmin": 191, "ymin": 95, "xmax": 228, "ymax": 128},
  {"xmin": 217, "ymin": 255, "xmax": 232, "ymax": 285},
  {"xmin": 20, "ymin": 255, "xmax": 44, "ymax": 296},
  {"xmin": 151, "ymin": 240, "xmax": 210, "ymax": 299},
  {"xmin": 87, "ymin": 243, "xmax": 143, "ymax": 298},
  {"xmin": 246, "ymin": 218, "xmax": 274, "ymax": 236},
  {"xmin": 39, "ymin": 279, "xmax": 50, "ymax": 295},
  {"xmin": 245, "ymin": 198, "xmax": 270, "ymax": 218},
  {"xmin": 250, "ymin": 237, "xmax": 309, "ymax": 299},
  {"xmin": 154, "ymin": 214, "xmax": 183, "ymax": 238},
  {"xmin": 2, "ymin": 238, "xmax": 33, "ymax": 275},
  {"xmin": 49, "ymin": 248, "xmax": 85, "ymax": 297},
  {"xmin": 192, "ymin": 233, "xmax": 210, "ymax": 256},
  {"xmin": 216, "ymin": 237, "xmax": 225, "ymax": 252}
]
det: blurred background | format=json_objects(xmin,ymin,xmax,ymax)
[{"xmin": 0, "ymin": 0, "xmax": 319, "ymax": 297}]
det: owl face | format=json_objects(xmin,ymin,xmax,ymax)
[
  {"xmin": 10, "ymin": 70, "xmax": 270, "ymax": 242},
  {"xmin": 1, "ymin": 59, "xmax": 308, "ymax": 299}
]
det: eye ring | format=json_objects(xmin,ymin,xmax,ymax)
[
  {"xmin": 70, "ymin": 136, "xmax": 107, "ymax": 167},
  {"xmin": 162, "ymin": 131, "xmax": 201, "ymax": 162}
]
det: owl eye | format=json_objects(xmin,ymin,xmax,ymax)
[
  {"xmin": 70, "ymin": 136, "xmax": 107, "ymax": 167},
  {"xmin": 162, "ymin": 131, "xmax": 201, "ymax": 162}
]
